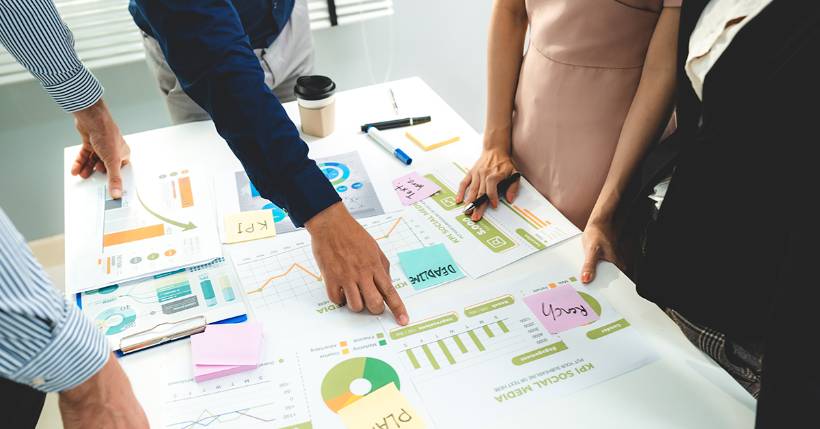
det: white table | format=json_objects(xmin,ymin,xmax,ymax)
[{"xmin": 64, "ymin": 77, "xmax": 756, "ymax": 428}]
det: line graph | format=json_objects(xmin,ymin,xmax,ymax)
[
  {"xmin": 245, "ymin": 217, "xmax": 405, "ymax": 296},
  {"xmin": 231, "ymin": 214, "xmax": 436, "ymax": 318},
  {"xmin": 163, "ymin": 357, "xmax": 311, "ymax": 429},
  {"xmin": 166, "ymin": 402, "xmax": 278, "ymax": 428},
  {"xmin": 248, "ymin": 263, "xmax": 323, "ymax": 295}
]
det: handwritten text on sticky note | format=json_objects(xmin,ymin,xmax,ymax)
[
  {"xmin": 338, "ymin": 383, "xmax": 425, "ymax": 429},
  {"xmin": 392, "ymin": 172, "xmax": 440, "ymax": 206},
  {"xmin": 398, "ymin": 244, "xmax": 464, "ymax": 291},
  {"xmin": 523, "ymin": 285, "xmax": 599, "ymax": 334},
  {"xmin": 223, "ymin": 210, "xmax": 276, "ymax": 243}
]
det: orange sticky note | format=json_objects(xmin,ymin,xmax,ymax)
[
  {"xmin": 223, "ymin": 210, "xmax": 276, "ymax": 243},
  {"xmin": 338, "ymin": 383, "xmax": 425, "ymax": 429}
]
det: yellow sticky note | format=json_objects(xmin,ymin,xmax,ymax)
[
  {"xmin": 223, "ymin": 210, "xmax": 276, "ymax": 243},
  {"xmin": 405, "ymin": 125, "xmax": 460, "ymax": 151},
  {"xmin": 338, "ymin": 383, "xmax": 425, "ymax": 429}
]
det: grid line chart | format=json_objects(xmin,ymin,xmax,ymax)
[{"xmin": 232, "ymin": 214, "xmax": 435, "ymax": 317}]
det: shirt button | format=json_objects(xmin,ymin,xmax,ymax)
[{"xmin": 32, "ymin": 376, "xmax": 45, "ymax": 386}]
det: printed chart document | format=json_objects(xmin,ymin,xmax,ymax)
[
  {"xmin": 80, "ymin": 257, "xmax": 247, "ymax": 352},
  {"xmin": 158, "ymin": 268, "xmax": 656, "ymax": 428},
  {"xmin": 227, "ymin": 213, "xmax": 440, "ymax": 324},
  {"xmin": 406, "ymin": 162, "xmax": 580, "ymax": 277},
  {"xmin": 381, "ymin": 272, "xmax": 657, "ymax": 428},
  {"xmin": 66, "ymin": 166, "xmax": 222, "ymax": 293},
  {"xmin": 214, "ymin": 151, "xmax": 385, "ymax": 237}
]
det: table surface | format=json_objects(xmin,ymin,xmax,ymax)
[{"xmin": 63, "ymin": 77, "xmax": 756, "ymax": 428}]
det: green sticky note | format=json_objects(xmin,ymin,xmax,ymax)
[{"xmin": 398, "ymin": 244, "xmax": 465, "ymax": 291}]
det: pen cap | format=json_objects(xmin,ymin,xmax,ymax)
[{"xmin": 394, "ymin": 149, "xmax": 413, "ymax": 165}]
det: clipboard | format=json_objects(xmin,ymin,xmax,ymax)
[{"xmin": 76, "ymin": 293, "xmax": 247, "ymax": 355}]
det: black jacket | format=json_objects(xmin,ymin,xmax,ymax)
[{"xmin": 630, "ymin": 0, "xmax": 820, "ymax": 424}]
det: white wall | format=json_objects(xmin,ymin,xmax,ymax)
[{"xmin": 0, "ymin": 0, "xmax": 492, "ymax": 240}]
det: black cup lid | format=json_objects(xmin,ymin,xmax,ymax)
[{"xmin": 294, "ymin": 75, "xmax": 336, "ymax": 100}]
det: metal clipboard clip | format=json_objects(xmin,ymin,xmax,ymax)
[{"xmin": 119, "ymin": 315, "xmax": 207, "ymax": 354}]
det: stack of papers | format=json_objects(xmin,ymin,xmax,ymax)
[{"xmin": 190, "ymin": 322, "xmax": 264, "ymax": 382}]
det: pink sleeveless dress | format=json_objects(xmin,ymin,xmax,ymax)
[{"xmin": 511, "ymin": 0, "xmax": 680, "ymax": 228}]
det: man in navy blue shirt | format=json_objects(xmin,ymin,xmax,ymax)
[
  {"xmin": 121, "ymin": 0, "xmax": 409, "ymax": 326},
  {"xmin": 130, "ymin": 0, "xmax": 313, "ymax": 123}
]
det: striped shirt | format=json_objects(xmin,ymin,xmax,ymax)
[
  {"xmin": 0, "ymin": 209, "xmax": 108, "ymax": 392},
  {"xmin": 0, "ymin": 0, "xmax": 103, "ymax": 112}
]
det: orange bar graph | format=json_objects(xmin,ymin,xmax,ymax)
[
  {"xmin": 103, "ymin": 224, "xmax": 164, "ymax": 247},
  {"xmin": 178, "ymin": 176, "xmax": 194, "ymax": 208}
]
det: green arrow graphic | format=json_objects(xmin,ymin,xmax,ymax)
[{"xmin": 136, "ymin": 191, "xmax": 197, "ymax": 231}]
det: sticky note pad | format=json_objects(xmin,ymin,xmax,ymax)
[
  {"xmin": 190, "ymin": 322, "xmax": 264, "ymax": 382},
  {"xmin": 523, "ymin": 285, "xmax": 599, "ymax": 334},
  {"xmin": 405, "ymin": 125, "xmax": 460, "ymax": 151},
  {"xmin": 398, "ymin": 244, "xmax": 464, "ymax": 291},
  {"xmin": 338, "ymin": 383, "xmax": 426, "ymax": 429},
  {"xmin": 223, "ymin": 210, "xmax": 276, "ymax": 243},
  {"xmin": 392, "ymin": 172, "xmax": 441, "ymax": 206}
]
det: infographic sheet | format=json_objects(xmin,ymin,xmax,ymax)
[
  {"xmin": 214, "ymin": 151, "xmax": 385, "ymax": 236},
  {"xmin": 406, "ymin": 162, "xmax": 580, "ymax": 277},
  {"xmin": 66, "ymin": 167, "xmax": 222, "ymax": 293},
  {"xmin": 80, "ymin": 257, "xmax": 247, "ymax": 352},
  {"xmin": 159, "ymin": 269, "xmax": 656, "ymax": 428},
  {"xmin": 227, "ymin": 213, "xmax": 440, "ymax": 324}
]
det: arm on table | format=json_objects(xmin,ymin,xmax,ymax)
[
  {"xmin": 132, "ymin": 0, "xmax": 407, "ymax": 324},
  {"xmin": 0, "ymin": 209, "xmax": 146, "ymax": 428},
  {"xmin": 456, "ymin": 0, "xmax": 527, "ymax": 221},
  {"xmin": 581, "ymin": 7, "xmax": 680, "ymax": 283}
]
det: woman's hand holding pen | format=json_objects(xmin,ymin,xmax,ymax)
[{"xmin": 456, "ymin": 148, "xmax": 520, "ymax": 221}]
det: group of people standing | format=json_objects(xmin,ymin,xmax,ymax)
[{"xmin": 1, "ymin": 0, "xmax": 817, "ymax": 427}]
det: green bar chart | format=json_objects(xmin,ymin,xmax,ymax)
[{"xmin": 399, "ymin": 319, "xmax": 511, "ymax": 371}]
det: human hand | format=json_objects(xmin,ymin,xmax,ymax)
[
  {"xmin": 306, "ymin": 202, "xmax": 409, "ymax": 325},
  {"xmin": 70, "ymin": 99, "xmax": 130, "ymax": 199},
  {"xmin": 59, "ymin": 353, "xmax": 148, "ymax": 429},
  {"xmin": 455, "ymin": 148, "xmax": 519, "ymax": 221},
  {"xmin": 580, "ymin": 221, "xmax": 621, "ymax": 284}
]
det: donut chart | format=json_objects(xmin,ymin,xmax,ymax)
[
  {"xmin": 96, "ymin": 306, "xmax": 137, "ymax": 336},
  {"xmin": 262, "ymin": 202, "xmax": 289, "ymax": 223},
  {"xmin": 319, "ymin": 162, "xmax": 351, "ymax": 186},
  {"xmin": 321, "ymin": 357, "xmax": 400, "ymax": 413},
  {"xmin": 578, "ymin": 291, "xmax": 602, "ymax": 316}
]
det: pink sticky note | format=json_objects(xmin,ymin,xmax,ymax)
[
  {"xmin": 392, "ymin": 172, "xmax": 441, "ymax": 205},
  {"xmin": 193, "ymin": 363, "xmax": 258, "ymax": 383},
  {"xmin": 523, "ymin": 285, "xmax": 599, "ymax": 334},
  {"xmin": 191, "ymin": 322, "xmax": 263, "ymax": 366}
]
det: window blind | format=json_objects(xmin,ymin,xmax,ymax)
[{"xmin": 0, "ymin": 0, "xmax": 394, "ymax": 86}]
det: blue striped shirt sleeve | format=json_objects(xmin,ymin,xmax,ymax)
[
  {"xmin": 0, "ymin": 0, "xmax": 104, "ymax": 112},
  {"xmin": 0, "ymin": 208, "xmax": 109, "ymax": 392}
]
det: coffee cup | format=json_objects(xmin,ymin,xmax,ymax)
[{"xmin": 295, "ymin": 75, "xmax": 336, "ymax": 137}]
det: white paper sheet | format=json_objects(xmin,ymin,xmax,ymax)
[{"xmin": 65, "ymin": 166, "xmax": 222, "ymax": 293}]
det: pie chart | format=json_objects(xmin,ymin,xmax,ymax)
[
  {"xmin": 321, "ymin": 357, "xmax": 400, "ymax": 413},
  {"xmin": 95, "ymin": 306, "xmax": 137, "ymax": 336}
]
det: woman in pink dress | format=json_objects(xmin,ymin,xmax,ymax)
[{"xmin": 456, "ymin": 0, "xmax": 681, "ymax": 282}]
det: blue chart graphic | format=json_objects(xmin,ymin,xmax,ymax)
[
  {"xmin": 319, "ymin": 161, "xmax": 351, "ymax": 185},
  {"xmin": 250, "ymin": 181, "xmax": 290, "ymax": 223},
  {"xmin": 235, "ymin": 152, "xmax": 384, "ymax": 234},
  {"xmin": 96, "ymin": 306, "xmax": 137, "ymax": 335}
]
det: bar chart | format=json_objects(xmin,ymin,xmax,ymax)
[
  {"xmin": 402, "ymin": 319, "xmax": 514, "ymax": 371},
  {"xmin": 388, "ymin": 303, "xmax": 544, "ymax": 384}
]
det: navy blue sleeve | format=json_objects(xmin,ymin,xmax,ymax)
[{"xmin": 132, "ymin": 0, "xmax": 339, "ymax": 226}]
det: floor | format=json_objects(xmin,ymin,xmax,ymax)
[{"xmin": 27, "ymin": 235, "xmax": 66, "ymax": 429}]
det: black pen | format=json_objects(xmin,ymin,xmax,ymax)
[
  {"xmin": 463, "ymin": 172, "xmax": 522, "ymax": 215},
  {"xmin": 360, "ymin": 116, "xmax": 431, "ymax": 132}
]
